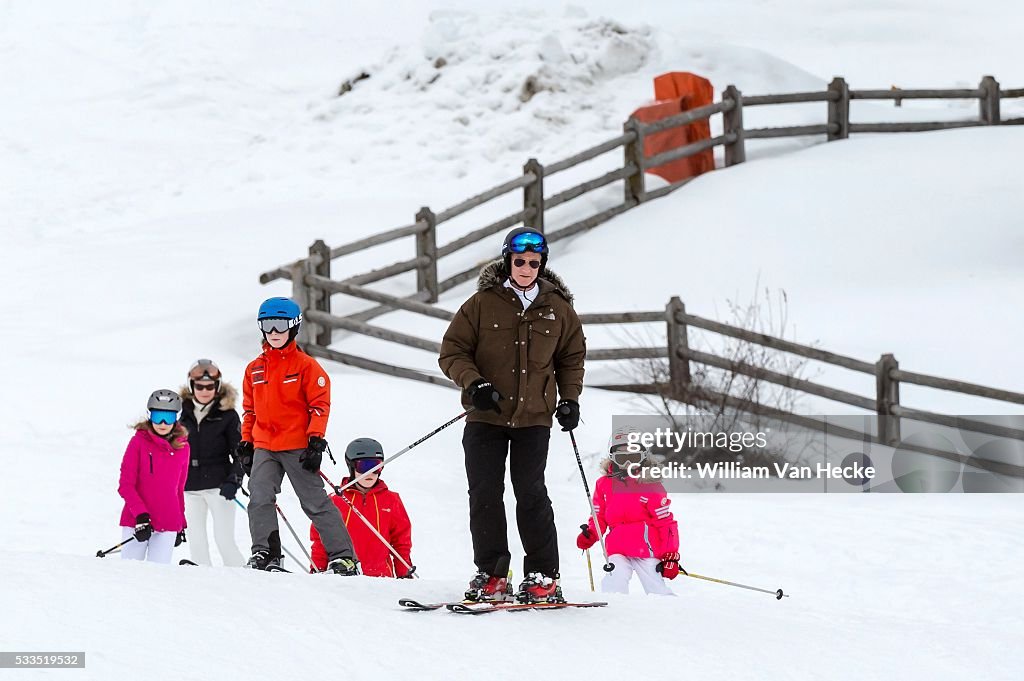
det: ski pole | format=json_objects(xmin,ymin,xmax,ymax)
[
  {"xmin": 333, "ymin": 409, "xmax": 472, "ymax": 494},
  {"xmin": 273, "ymin": 501, "xmax": 318, "ymax": 572},
  {"xmin": 569, "ymin": 430, "xmax": 614, "ymax": 572},
  {"xmin": 96, "ymin": 536, "xmax": 136, "ymax": 558},
  {"xmin": 240, "ymin": 486, "xmax": 320, "ymax": 572},
  {"xmin": 319, "ymin": 472, "xmax": 418, "ymax": 579},
  {"xmin": 682, "ymin": 570, "xmax": 788, "ymax": 600},
  {"xmin": 585, "ymin": 548, "xmax": 595, "ymax": 592}
]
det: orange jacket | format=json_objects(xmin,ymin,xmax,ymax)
[
  {"xmin": 242, "ymin": 342, "xmax": 330, "ymax": 452},
  {"xmin": 310, "ymin": 479, "xmax": 413, "ymax": 577}
]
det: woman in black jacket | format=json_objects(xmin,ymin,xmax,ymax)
[{"xmin": 179, "ymin": 359, "xmax": 246, "ymax": 567}]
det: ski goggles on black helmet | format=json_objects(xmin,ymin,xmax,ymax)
[
  {"xmin": 610, "ymin": 444, "xmax": 648, "ymax": 467},
  {"xmin": 352, "ymin": 458, "xmax": 384, "ymax": 475},
  {"xmin": 507, "ymin": 230, "xmax": 547, "ymax": 253},
  {"xmin": 259, "ymin": 317, "xmax": 301, "ymax": 334}
]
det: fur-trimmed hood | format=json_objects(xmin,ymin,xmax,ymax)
[
  {"xmin": 179, "ymin": 381, "xmax": 238, "ymax": 411},
  {"xmin": 476, "ymin": 259, "xmax": 574, "ymax": 303}
]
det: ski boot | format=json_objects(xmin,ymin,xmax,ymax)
[
  {"xmin": 465, "ymin": 571, "xmax": 513, "ymax": 602},
  {"xmin": 327, "ymin": 557, "xmax": 360, "ymax": 576},
  {"xmin": 516, "ymin": 572, "xmax": 565, "ymax": 604},
  {"xmin": 244, "ymin": 549, "xmax": 282, "ymax": 571}
]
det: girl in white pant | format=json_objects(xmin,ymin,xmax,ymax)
[
  {"xmin": 577, "ymin": 425, "xmax": 682, "ymax": 596},
  {"xmin": 179, "ymin": 360, "xmax": 246, "ymax": 567}
]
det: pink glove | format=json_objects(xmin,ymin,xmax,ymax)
[{"xmin": 576, "ymin": 523, "xmax": 598, "ymax": 550}]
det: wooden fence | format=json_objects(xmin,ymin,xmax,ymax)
[{"xmin": 256, "ymin": 75, "xmax": 1024, "ymax": 475}]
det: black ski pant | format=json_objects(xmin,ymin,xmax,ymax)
[{"xmin": 463, "ymin": 422, "xmax": 558, "ymax": 578}]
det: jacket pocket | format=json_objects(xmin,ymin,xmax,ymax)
[
  {"xmin": 542, "ymin": 372, "xmax": 556, "ymax": 413},
  {"xmin": 527, "ymin": 319, "xmax": 560, "ymax": 367}
]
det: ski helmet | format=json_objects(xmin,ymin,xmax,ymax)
[
  {"xmin": 257, "ymin": 297, "xmax": 302, "ymax": 323},
  {"xmin": 147, "ymin": 389, "xmax": 183, "ymax": 413},
  {"xmin": 257, "ymin": 297, "xmax": 302, "ymax": 345},
  {"xmin": 607, "ymin": 425, "xmax": 649, "ymax": 468},
  {"xmin": 345, "ymin": 437, "xmax": 385, "ymax": 462},
  {"xmin": 187, "ymin": 358, "xmax": 222, "ymax": 392},
  {"xmin": 501, "ymin": 227, "xmax": 548, "ymax": 275}
]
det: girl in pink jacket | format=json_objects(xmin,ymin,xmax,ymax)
[
  {"xmin": 117, "ymin": 390, "xmax": 191, "ymax": 564},
  {"xmin": 577, "ymin": 426, "xmax": 680, "ymax": 595}
]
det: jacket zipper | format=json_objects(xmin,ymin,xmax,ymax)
[{"xmin": 149, "ymin": 451, "xmax": 154, "ymax": 474}]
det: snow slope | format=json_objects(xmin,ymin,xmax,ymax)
[{"xmin": 2, "ymin": 2, "xmax": 1023, "ymax": 680}]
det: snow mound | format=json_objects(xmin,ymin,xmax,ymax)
[{"xmin": 314, "ymin": 12, "xmax": 657, "ymax": 169}]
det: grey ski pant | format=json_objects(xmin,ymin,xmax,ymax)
[{"xmin": 248, "ymin": 448, "xmax": 355, "ymax": 562}]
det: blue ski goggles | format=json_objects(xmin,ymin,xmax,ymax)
[
  {"xmin": 507, "ymin": 231, "xmax": 547, "ymax": 254},
  {"xmin": 259, "ymin": 317, "xmax": 300, "ymax": 334},
  {"xmin": 352, "ymin": 458, "xmax": 384, "ymax": 475},
  {"xmin": 150, "ymin": 409, "xmax": 178, "ymax": 425}
]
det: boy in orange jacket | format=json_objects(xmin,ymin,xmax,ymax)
[
  {"xmin": 311, "ymin": 438, "xmax": 414, "ymax": 578},
  {"xmin": 236, "ymin": 297, "xmax": 357, "ymax": 574}
]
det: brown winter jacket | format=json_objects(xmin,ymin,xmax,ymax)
[{"xmin": 438, "ymin": 260, "xmax": 586, "ymax": 428}]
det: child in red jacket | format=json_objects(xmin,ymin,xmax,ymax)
[
  {"xmin": 577, "ymin": 426, "xmax": 680, "ymax": 595},
  {"xmin": 310, "ymin": 438, "xmax": 414, "ymax": 578}
]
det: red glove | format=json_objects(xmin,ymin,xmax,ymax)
[
  {"xmin": 576, "ymin": 524, "xmax": 598, "ymax": 550},
  {"xmin": 657, "ymin": 552, "xmax": 683, "ymax": 580}
]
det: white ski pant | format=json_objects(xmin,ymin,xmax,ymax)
[
  {"xmin": 601, "ymin": 554, "xmax": 675, "ymax": 596},
  {"xmin": 184, "ymin": 489, "xmax": 245, "ymax": 567},
  {"xmin": 120, "ymin": 527, "xmax": 176, "ymax": 564}
]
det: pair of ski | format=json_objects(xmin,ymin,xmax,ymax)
[{"xmin": 399, "ymin": 598, "xmax": 606, "ymax": 615}]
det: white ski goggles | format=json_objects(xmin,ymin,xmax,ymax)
[{"xmin": 610, "ymin": 444, "xmax": 648, "ymax": 467}]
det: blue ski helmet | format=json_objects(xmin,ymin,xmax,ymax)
[{"xmin": 258, "ymin": 297, "xmax": 302, "ymax": 322}]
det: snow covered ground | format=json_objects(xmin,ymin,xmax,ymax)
[{"xmin": 2, "ymin": 2, "xmax": 1022, "ymax": 680}]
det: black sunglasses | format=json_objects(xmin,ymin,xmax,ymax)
[{"xmin": 512, "ymin": 258, "xmax": 541, "ymax": 269}]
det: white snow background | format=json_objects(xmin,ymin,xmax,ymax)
[{"xmin": 2, "ymin": 1, "xmax": 1022, "ymax": 680}]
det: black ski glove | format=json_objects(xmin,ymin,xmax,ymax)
[
  {"xmin": 133, "ymin": 513, "xmax": 153, "ymax": 542},
  {"xmin": 175, "ymin": 530, "xmax": 187, "ymax": 547},
  {"xmin": 301, "ymin": 436, "xmax": 328, "ymax": 472},
  {"xmin": 468, "ymin": 378, "xmax": 502, "ymax": 414},
  {"xmin": 219, "ymin": 480, "xmax": 239, "ymax": 501},
  {"xmin": 398, "ymin": 565, "xmax": 417, "ymax": 579},
  {"xmin": 236, "ymin": 441, "xmax": 254, "ymax": 476},
  {"xmin": 556, "ymin": 400, "xmax": 580, "ymax": 431}
]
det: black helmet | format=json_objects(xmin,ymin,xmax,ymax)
[
  {"xmin": 345, "ymin": 438, "xmax": 384, "ymax": 462},
  {"xmin": 501, "ymin": 227, "xmax": 548, "ymax": 274}
]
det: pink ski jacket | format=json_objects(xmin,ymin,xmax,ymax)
[
  {"xmin": 584, "ymin": 473, "xmax": 679, "ymax": 559},
  {"xmin": 118, "ymin": 428, "xmax": 190, "ymax": 532}
]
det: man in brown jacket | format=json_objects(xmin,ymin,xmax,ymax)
[{"xmin": 439, "ymin": 227, "xmax": 586, "ymax": 604}]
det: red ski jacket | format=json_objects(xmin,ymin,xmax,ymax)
[
  {"xmin": 310, "ymin": 478, "xmax": 413, "ymax": 577},
  {"xmin": 241, "ymin": 341, "xmax": 330, "ymax": 452}
]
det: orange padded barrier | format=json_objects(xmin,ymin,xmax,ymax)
[{"xmin": 630, "ymin": 72, "xmax": 715, "ymax": 183}]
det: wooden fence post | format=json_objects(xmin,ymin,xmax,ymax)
[
  {"xmin": 875, "ymin": 353, "xmax": 901, "ymax": 445},
  {"xmin": 623, "ymin": 117, "xmax": 646, "ymax": 206},
  {"xmin": 415, "ymin": 207, "xmax": 439, "ymax": 304},
  {"xmin": 523, "ymin": 158, "xmax": 545, "ymax": 233},
  {"xmin": 827, "ymin": 77, "xmax": 850, "ymax": 140},
  {"xmin": 666, "ymin": 296, "xmax": 691, "ymax": 399},
  {"xmin": 722, "ymin": 85, "xmax": 746, "ymax": 166},
  {"xmin": 309, "ymin": 240, "xmax": 332, "ymax": 346},
  {"xmin": 979, "ymin": 75, "xmax": 1001, "ymax": 125},
  {"xmin": 291, "ymin": 258, "xmax": 316, "ymax": 346}
]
